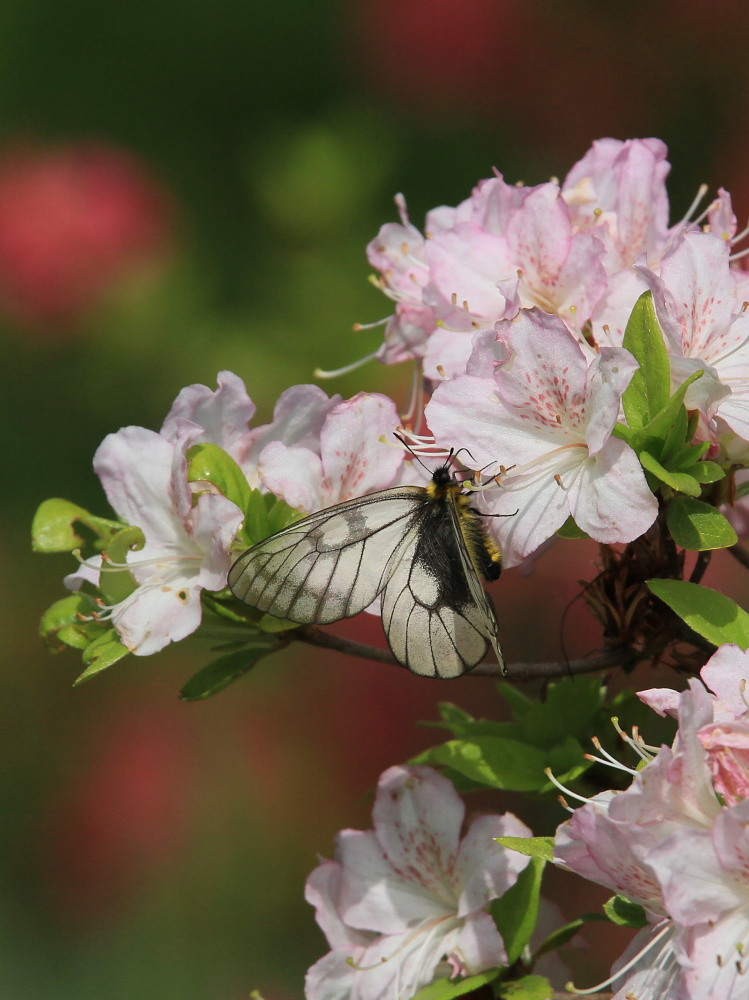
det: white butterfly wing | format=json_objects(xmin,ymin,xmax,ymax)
[
  {"xmin": 228, "ymin": 487, "xmax": 426, "ymax": 625},
  {"xmin": 379, "ymin": 497, "xmax": 500, "ymax": 678},
  {"xmin": 447, "ymin": 496, "xmax": 504, "ymax": 674}
]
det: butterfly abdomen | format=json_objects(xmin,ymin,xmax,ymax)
[{"xmin": 456, "ymin": 493, "xmax": 502, "ymax": 582}]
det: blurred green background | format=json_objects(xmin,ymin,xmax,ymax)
[{"xmin": 5, "ymin": 1, "xmax": 749, "ymax": 996}]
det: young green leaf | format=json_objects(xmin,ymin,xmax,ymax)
[
  {"xmin": 74, "ymin": 629, "xmax": 130, "ymax": 683},
  {"xmin": 411, "ymin": 737, "xmax": 550, "ymax": 792},
  {"xmin": 491, "ymin": 856, "xmax": 545, "ymax": 965},
  {"xmin": 31, "ymin": 498, "xmax": 122, "ymax": 552},
  {"xmin": 647, "ymin": 579, "xmax": 749, "ymax": 649},
  {"xmin": 39, "ymin": 593, "xmax": 101, "ymax": 649},
  {"xmin": 495, "ymin": 837, "xmax": 556, "ymax": 863},
  {"xmin": 187, "ymin": 442, "xmax": 252, "ymax": 514},
  {"xmin": 688, "ymin": 461, "xmax": 725, "ymax": 485},
  {"xmin": 533, "ymin": 913, "xmax": 607, "ymax": 959},
  {"xmin": 240, "ymin": 489, "xmax": 301, "ymax": 548},
  {"xmin": 667, "ymin": 497, "xmax": 738, "ymax": 550},
  {"xmin": 603, "ymin": 895, "xmax": 648, "ymax": 928},
  {"xmin": 99, "ymin": 525, "xmax": 145, "ymax": 604},
  {"xmin": 639, "ymin": 451, "xmax": 701, "ymax": 497},
  {"xmin": 620, "ymin": 291, "xmax": 670, "ymax": 429},
  {"xmin": 410, "ymin": 968, "xmax": 500, "ymax": 1000},
  {"xmin": 497, "ymin": 974, "xmax": 553, "ymax": 999},
  {"xmin": 556, "ymin": 516, "xmax": 589, "ymax": 540}
]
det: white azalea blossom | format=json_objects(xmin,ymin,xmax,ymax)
[
  {"xmin": 67, "ymin": 418, "xmax": 243, "ymax": 655},
  {"xmin": 305, "ymin": 765, "xmax": 531, "ymax": 1000}
]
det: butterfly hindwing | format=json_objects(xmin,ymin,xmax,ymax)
[{"xmin": 379, "ymin": 491, "xmax": 498, "ymax": 678}]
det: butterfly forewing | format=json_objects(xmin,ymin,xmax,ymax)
[{"xmin": 227, "ymin": 488, "xmax": 426, "ymax": 625}]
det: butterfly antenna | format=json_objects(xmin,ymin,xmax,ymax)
[{"xmin": 393, "ymin": 432, "xmax": 451, "ymax": 475}]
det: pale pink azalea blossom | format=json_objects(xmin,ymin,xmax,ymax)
[
  {"xmin": 160, "ymin": 369, "xmax": 257, "ymax": 462},
  {"xmin": 554, "ymin": 650, "xmax": 749, "ymax": 999},
  {"xmin": 640, "ymin": 645, "xmax": 749, "ymax": 806},
  {"xmin": 305, "ymin": 765, "xmax": 531, "ymax": 1000},
  {"xmin": 66, "ymin": 419, "xmax": 243, "ymax": 655},
  {"xmin": 426, "ymin": 309, "xmax": 658, "ymax": 566},
  {"xmin": 161, "ymin": 371, "xmax": 342, "ymax": 488},
  {"xmin": 495, "ymin": 182, "xmax": 608, "ymax": 329},
  {"xmin": 258, "ymin": 392, "xmax": 404, "ymax": 513},
  {"xmin": 638, "ymin": 231, "xmax": 749, "ymax": 436},
  {"xmin": 561, "ymin": 137, "xmax": 671, "ymax": 269}
]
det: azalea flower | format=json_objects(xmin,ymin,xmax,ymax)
[
  {"xmin": 305, "ymin": 765, "xmax": 531, "ymax": 1000},
  {"xmin": 554, "ymin": 645, "xmax": 749, "ymax": 999},
  {"xmin": 426, "ymin": 308, "xmax": 658, "ymax": 565},
  {"xmin": 258, "ymin": 391, "xmax": 404, "ymax": 512},
  {"xmin": 160, "ymin": 371, "xmax": 342, "ymax": 488},
  {"xmin": 364, "ymin": 138, "xmax": 679, "ymax": 377},
  {"xmin": 67, "ymin": 419, "xmax": 243, "ymax": 655},
  {"xmin": 637, "ymin": 230, "xmax": 749, "ymax": 437},
  {"xmin": 561, "ymin": 136, "xmax": 671, "ymax": 270}
]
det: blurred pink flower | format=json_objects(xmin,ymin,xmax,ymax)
[{"xmin": 0, "ymin": 142, "xmax": 171, "ymax": 330}]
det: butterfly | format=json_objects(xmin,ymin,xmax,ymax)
[{"xmin": 228, "ymin": 452, "xmax": 505, "ymax": 678}]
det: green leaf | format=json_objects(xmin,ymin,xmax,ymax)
[
  {"xmin": 495, "ymin": 837, "xmax": 555, "ymax": 863},
  {"xmin": 639, "ymin": 450, "xmax": 701, "ymax": 496},
  {"xmin": 39, "ymin": 593, "xmax": 100, "ymax": 649},
  {"xmin": 556, "ymin": 516, "xmax": 589, "ymax": 540},
  {"xmin": 74, "ymin": 629, "xmax": 130, "ymax": 683},
  {"xmin": 647, "ymin": 579, "xmax": 749, "ymax": 649},
  {"xmin": 511, "ymin": 676, "xmax": 603, "ymax": 747},
  {"xmin": 638, "ymin": 368, "xmax": 703, "ymax": 444},
  {"xmin": 31, "ymin": 498, "xmax": 122, "ymax": 552},
  {"xmin": 99, "ymin": 526, "xmax": 146, "ymax": 604},
  {"xmin": 412, "ymin": 737, "xmax": 549, "ymax": 792},
  {"xmin": 533, "ymin": 913, "xmax": 606, "ymax": 959},
  {"xmin": 497, "ymin": 974, "xmax": 553, "ymax": 1000},
  {"xmin": 491, "ymin": 857, "xmax": 545, "ymax": 965},
  {"xmin": 410, "ymin": 968, "xmax": 500, "ymax": 1000},
  {"xmin": 688, "ymin": 461, "xmax": 725, "ymax": 485},
  {"xmin": 603, "ymin": 895, "xmax": 648, "ymax": 928},
  {"xmin": 621, "ymin": 290, "xmax": 670, "ymax": 429},
  {"xmin": 667, "ymin": 497, "xmax": 737, "ymax": 550},
  {"xmin": 435, "ymin": 702, "xmax": 478, "ymax": 731},
  {"xmin": 496, "ymin": 685, "xmax": 534, "ymax": 722},
  {"xmin": 240, "ymin": 489, "xmax": 302, "ymax": 548},
  {"xmin": 180, "ymin": 641, "xmax": 283, "ymax": 700},
  {"xmin": 187, "ymin": 443, "xmax": 251, "ymax": 514},
  {"xmin": 659, "ymin": 402, "xmax": 689, "ymax": 464}
]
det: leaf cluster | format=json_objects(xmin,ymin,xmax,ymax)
[{"xmin": 614, "ymin": 292, "xmax": 734, "ymax": 550}]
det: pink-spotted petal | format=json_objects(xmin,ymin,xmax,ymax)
[
  {"xmin": 337, "ymin": 829, "xmax": 451, "ymax": 935},
  {"xmin": 318, "ymin": 393, "xmax": 403, "ymax": 501},
  {"xmin": 372, "ymin": 766, "xmax": 464, "ymax": 896}
]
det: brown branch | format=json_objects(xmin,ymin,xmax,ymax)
[
  {"xmin": 729, "ymin": 542, "xmax": 749, "ymax": 570},
  {"xmin": 295, "ymin": 625, "xmax": 399, "ymax": 666},
  {"xmin": 480, "ymin": 645, "xmax": 644, "ymax": 682},
  {"xmin": 294, "ymin": 626, "xmax": 643, "ymax": 682}
]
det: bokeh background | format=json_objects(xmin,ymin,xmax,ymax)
[{"xmin": 5, "ymin": 1, "xmax": 749, "ymax": 996}]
